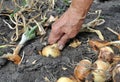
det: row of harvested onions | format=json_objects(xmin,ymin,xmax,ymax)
[{"xmin": 56, "ymin": 45, "xmax": 120, "ymax": 82}]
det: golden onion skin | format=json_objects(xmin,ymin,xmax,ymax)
[
  {"xmin": 57, "ymin": 77, "xmax": 73, "ymax": 82},
  {"xmin": 98, "ymin": 46, "xmax": 114, "ymax": 63},
  {"xmin": 42, "ymin": 44, "xmax": 60, "ymax": 58},
  {"xmin": 92, "ymin": 59, "xmax": 111, "ymax": 82},
  {"xmin": 112, "ymin": 64, "xmax": 120, "ymax": 82},
  {"xmin": 74, "ymin": 59, "xmax": 92, "ymax": 81}
]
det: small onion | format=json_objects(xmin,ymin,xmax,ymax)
[
  {"xmin": 74, "ymin": 59, "xmax": 92, "ymax": 80},
  {"xmin": 42, "ymin": 44, "xmax": 60, "ymax": 58},
  {"xmin": 57, "ymin": 77, "xmax": 73, "ymax": 82},
  {"xmin": 92, "ymin": 59, "xmax": 111, "ymax": 82},
  {"xmin": 98, "ymin": 46, "xmax": 114, "ymax": 63},
  {"xmin": 1, "ymin": 53, "xmax": 21, "ymax": 64}
]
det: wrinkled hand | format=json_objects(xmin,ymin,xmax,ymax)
[{"xmin": 48, "ymin": 8, "xmax": 85, "ymax": 50}]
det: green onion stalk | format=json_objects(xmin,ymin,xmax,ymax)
[{"xmin": 0, "ymin": 26, "xmax": 37, "ymax": 64}]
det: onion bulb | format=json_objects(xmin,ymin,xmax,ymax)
[
  {"xmin": 74, "ymin": 59, "xmax": 92, "ymax": 80},
  {"xmin": 0, "ymin": 53, "xmax": 21, "ymax": 64},
  {"xmin": 57, "ymin": 77, "xmax": 73, "ymax": 82},
  {"xmin": 112, "ymin": 63, "xmax": 120, "ymax": 82},
  {"xmin": 89, "ymin": 40, "xmax": 109, "ymax": 51},
  {"xmin": 42, "ymin": 44, "xmax": 60, "ymax": 58},
  {"xmin": 92, "ymin": 59, "xmax": 111, "ymax": 82},
  {"xmin": 98, "ymin": 46, "xmax": 114, "ymax": 63}
]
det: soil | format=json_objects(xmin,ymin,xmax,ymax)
[{"xmin": 0, "ymin": 0, "xmax": 120, "ymax": 82}]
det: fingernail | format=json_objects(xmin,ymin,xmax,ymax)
[{"xmin": 58, "ymin": 45, "xmax": 64, "ymax": 50}]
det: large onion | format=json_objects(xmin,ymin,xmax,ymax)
[
  {"xmin": 92, "ymin": 59, "xmax": 111, "ymax": 82},
  {"xmin": 42, "ymin": 44, "xmax": 60, "ymax": 58},
  {"xmin": 74, "ymin": 59, "xmax": 92, "ymax": 81}
]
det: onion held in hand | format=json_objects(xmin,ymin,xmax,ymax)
[
  {"xmin": 42, "ymin": 44, "xmax": 60, "ymax": 58},
  {"xmin": 74, "ymin": 59, "xmax": 92, "ymax": 81}
]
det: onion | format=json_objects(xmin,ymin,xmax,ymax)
[
  {"xmin": 89, "ymin": 40, "xmax": 109, "ymax": 51},
  {"xmin": 42, "ymin": 44, "xmax": 60, "ymax": 58},
  {"xmin": 98, "ymin": 46, "xmax": 114, "ymax": 63},
  {"xmin": 0, "ymin": 53, "xmax": 21, "ymax": 64},
  {"xmin": 74, "ymin": 59, "xmax": 92, "ymax": 80},
  {"xmin": 0, "ymin": 26, "xmax": 37, "ymax": 64},
  {"xmin": 112, "ymin": 63, "xmax": 120, "ymax": 82},
  {"xmin": 57, "ymin": 77, "xmax": 73, "ymax": 82},
  {"xmin": 92, "ymin": 59, "xmax": 111, "ymax": 82}
]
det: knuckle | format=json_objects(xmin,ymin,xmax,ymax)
[
  {"xmin": 52, "ymin": 24, "xmax": 59, "ymax": 32},
  {"xmin": 68, "ymin": 29, "xmax": 78, "ymax": 38}
]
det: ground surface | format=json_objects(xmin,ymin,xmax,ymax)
[{"xmin": 0, "ymin": 0, "xmax": 120, "ymax": 82}]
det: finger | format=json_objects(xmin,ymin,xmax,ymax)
[
  {"xmin": 48, "ymin": 30, "xmax": 63, "ymax": 44},
  {"xmin": 58, "ymin": 34, "xmax": 69, "ymax": 50}
]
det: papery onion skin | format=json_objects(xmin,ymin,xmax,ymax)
[
  {"xmin": 1, "ymin": 53, "xmax": 21, "ymax": 64},
  {"xmin": 92, "ymin": 72, "xmax": 106, "ymax": 82},
  {"xmin": 10, "ymin": 54, "xmax": 21, "ymax": 64},
  {"xmin": 42, "ymin": 44, "xmax": 60, "ymax": 58},
  {"xmin": 89, "ymin": 40, "xmax": 109, "ymax": 51},
  {"xmin": 98, "ymin": 46, "xmax": 114, "ymax": 63},
  {"xmin": 74, "ymin": 59, "xmax": 92, "ymax": 81},
  {"xmin": 92, "ymin": 59, "xmax": 111, "ymax": 82},
  {"xmin": 112, "ymin": 64, "xmax": 120, "ymax": 82},
  {"xmin": 57, "ymin": 77, "xmax": 73, "ymax": 82}
]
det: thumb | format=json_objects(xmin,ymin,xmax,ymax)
[{"xmin": 58, "ymin": 34, "xmax": 69, "ymax": 50}]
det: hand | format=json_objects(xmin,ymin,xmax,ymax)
[{"xmin": 48, "ymin": 8, "xmax": 85, "ymax": 50}]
